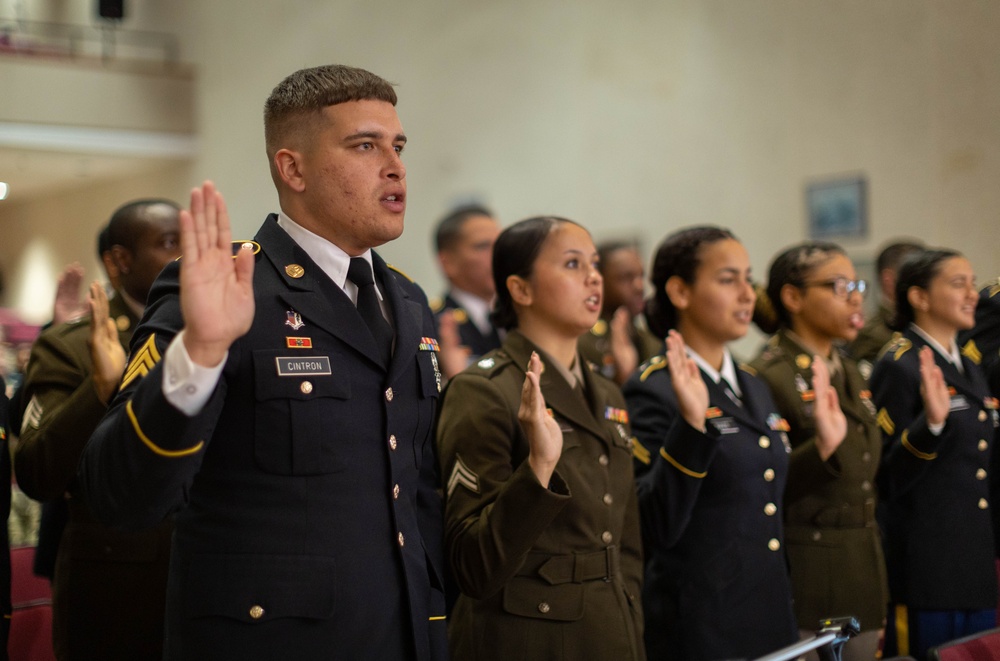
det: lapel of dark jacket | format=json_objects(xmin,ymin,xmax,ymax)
[
  {"xmin": 732, "ymin": 367, "xmax": 772, "ymax": 436},
  {"xmin": 504, "ymin": 332, "xmax": 608, "ymax": 442},
  {"xmin": 378, "ymin": 254, "xmax": 426, "ymax": 384},
  {"xmin": 704, "ymin": 369, "xmax": 751, "ymax": 428},
  {"xmin": 909, "ymin": 328, "xmax": 985, "ymax": 403},
  {"xmin": 445, "ymin": 290, "xmax": 495, "ymax": 348},
  {"xmin": 255, "ymin": 216, "xmax": 384, "ymax": 369}
]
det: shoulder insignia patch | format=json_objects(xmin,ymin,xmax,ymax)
[
  {"xmin": 121, "ymin": 334, "xmax": 161, "ymax": 390},
  {"xmin": 477, "ymin": 357, "xmax": 495, "ymax": 369},
  {"xmin": 961, "ymin": 339, "xmax": 982, "ymax": 365},
  {"xmin": 21, "ymin": 395, "xmax": 43, "ymax": 434},
  {"xmin": 883, "ymin": 337, "xmax": 912, "ymax": 361},
  {"xmin": 632, "ymin": 440, "xmax": 651, "ymax": 465},
  {"xmin": 446, "ymin": 454, "xmax": 481, "ymax": 498},
  {"xmin": 387, "ymin": 264, "xmax": 414, "ymax": 282},
  {"xmin": 639, "ymin": 355, "xmax": 667, "ymax": 382}
]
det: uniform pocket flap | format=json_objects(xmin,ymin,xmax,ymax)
[
  {"xmin": 502, "ymin": 577, "xmax": 584, "ymax": 622},
  {"xmin": 184, "ymin": 554, "xmax": 337, "ymax": 622},
  {"xmin": 253, "ymin": 350, "xmax": 350, "ymax": 401}
]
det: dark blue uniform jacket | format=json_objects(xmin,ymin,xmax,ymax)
[{"xmin": 80, "ymin": 215, "xmax": 448, "ymax": 661}]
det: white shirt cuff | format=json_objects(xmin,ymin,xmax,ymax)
[
  {"xmin": 927, "ymin": 420, "xmax": 945, "ymax": 436},
  {"xmin": 162, "ymin": 330, "xmax": 227, "ymax": 416}
]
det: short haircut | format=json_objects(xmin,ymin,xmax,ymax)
[
  {"xmin": 892, "ymin": 249, "xmax": 962, "ymax": 330},
  {"xmin": 765, "ymin": 242, "xmax": 847, "ymax": 329},
  {"xmin": 434, "ymin": 204, "xmax": 495, "ymax": 253},
  {"xmin": 491, "ymin": 216, "xmax": 580, "ymax": 330},
  {"xmin": 97, "ymin": 225, "xmax": 112, "ymax": 260},
  {"xmin": 107, "ymin": 199, "xmax": 180, "ymax": 252},
  {"xmin": 263, "ymin": 65, "xmax": 397, "ymax": 163},
  {"xmin": 876, "ymin": 240, "xmax": 924, "ymax": 280},
  {"xmin": 645, "ymin": 226, "xmax": 736, "ymax": 338}
]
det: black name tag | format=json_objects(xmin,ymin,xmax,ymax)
[
  {"xmin": 275, "ymin": 356, "xmax": 332, "ymax": 376},
  {"xmin": 709, "ymin": 417, "xmax": 739, "ymax": 435}
]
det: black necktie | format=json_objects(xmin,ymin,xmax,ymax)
[{"xmin": 347, "ymin": 257, "xmax": 393, "ymax": 364}]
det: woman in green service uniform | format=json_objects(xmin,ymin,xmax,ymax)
[
  {"xmin": 436, "ymin": 216, "xmax": 645, "ymax": 661},
  {"xmin": 750, "ymin": 242, "xmax": 888, "ymax": 660}
]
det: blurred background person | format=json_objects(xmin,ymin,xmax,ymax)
[
  {"xmin": 437, "ymin": 216, "xmax": 645, "ymax": 660},
  {"xmin": 959, "ymin": 277, "xmax": 1000, "ymax": 395},
  {"xmin": 0, "ymin": 369, "xmax": 11, "ymax": 660},
  {"xmin": 578, "ymin": 241, "xmax": 663, "ymax": 385},
  {"xmin": 14, "ymin": 199, "xmax": 181, "ymax": 660},
  {"xmin": 871, "ymin": 249, "xmax": 997, "ymax": 659},
  {"xmin": 431, "ymin": 204, "xmax": 503, "ymax": 379},
  {"xmin": 624, "ymin": 226, "xmax": 798, "ymax": 659},
  {"xmin": 849, "ymin": 239, "xmax": 924, "ymax": 377},
  {"xmin": 751, "ymin": 242, "xmax": 887, "ymax": 660}
]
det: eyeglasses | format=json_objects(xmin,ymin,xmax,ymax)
[{"xmin": 801, "ymin": 278, "xmax": 867, "ymax": 298}]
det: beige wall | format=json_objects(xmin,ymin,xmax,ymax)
[
  {"xmin": 0, "ymin": 162, "xmax": 191, "ymax": 323},
  {"xmin": 1, "ymin": 0, "xmax": 997, "ymax": 353}
]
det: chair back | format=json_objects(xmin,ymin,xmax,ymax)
[
  {"xmin": 928, "ymin": 627, "xmax": 1000, "ymax": 661},
  {"xmin": 8, "ymin": 546, "xmax": 56, "ymax": 661}
]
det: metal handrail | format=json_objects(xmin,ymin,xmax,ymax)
[
  {"xmin": 0, "ymin": 17, "xmax": 179, "ymax": 68},
  {"xmin": 755, "ymin": 617, "xmax": 861, "ymax": 661}
]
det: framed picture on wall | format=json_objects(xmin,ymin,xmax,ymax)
[{"xmin": 806, "ymin": 175, "xmax": 867, "ymax": 239}]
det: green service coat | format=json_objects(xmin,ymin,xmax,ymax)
[
  {"xmin": 577, "ymin": 317, "xmax": 663, "ymax": 382},
  {"xmin": 15, "ymin": 293, "xmax": 172, "ymax": 660},
  {"xmin": 750, "ymin": 330, "xmax": 888, "ymax": 632},
  {"xmin": 437, "ymin": 330, "xmax": 645, "ymax": 661}
]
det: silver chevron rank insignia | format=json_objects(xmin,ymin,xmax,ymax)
[{"xmin": 447, "ymin": 454, "xmax": 481, "ymax": 498}]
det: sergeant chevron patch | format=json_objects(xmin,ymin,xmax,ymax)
[
  {"xmin": 21, "ymin": 395, "xmax": 42, "ymax": 433},
  {"xmin": 447, "ymin": 454, "xmax": 480, "ymax": 498},
  {"xmin": 121, "ymin": 334, "xmax": 161, "ymax": 390}
]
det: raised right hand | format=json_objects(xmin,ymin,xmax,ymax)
[
  {"xmin": 665, "ymin": 330, "xmax": 710, "ymax": 431},
  {"xmin": 918, "ymin": 345, "xmax": 950, "ymax": 427},
  {"xmin": 180, "ymin": 181, "xmax": 256, "ymax": 367},
  {"xmin": 52, "ymin": 262, "xmax": 87, "ymax": 325},
  {"xmin": 518, "ymin": 351, "xmax": 563, "ymax": 488},
  {"xmin": 609, "ymin": 307, "xmax": 640, "ymax": 386},
  {"xmin": 436, "ymin": 310, "xmax": 472, "ymax": 380},
  {"xmin": 811, "ymin": 357, "xmax": 846, "ymax": 460}
]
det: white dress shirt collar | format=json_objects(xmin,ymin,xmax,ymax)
[
  {"xmin": 910, "ymin": 323, "xmax": 964, "ymax": 375},
  {"xmin": 448, "ymin": 288, "xmax": 494, "ymax": 336},
  {"xmin": 276, "ymin": 212, "xmax": 381, "ymax": 304},
  {"xmin": 687, "ymin": 346, "xmax": 742, "ymax": 397}
]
